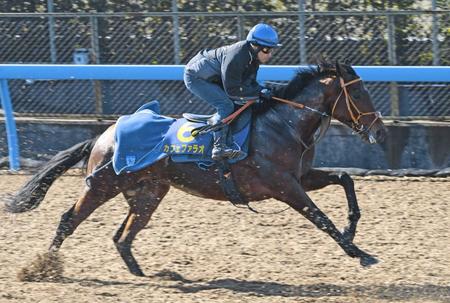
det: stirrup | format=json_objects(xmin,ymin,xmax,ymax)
[{"xmin": 212, "ymin": 146, "xmax": 245, "ymax": 161}]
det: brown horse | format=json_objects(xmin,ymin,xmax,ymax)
[{"xmin": 5, "ymin": 61, "xmax": 387, "ymax": 277}]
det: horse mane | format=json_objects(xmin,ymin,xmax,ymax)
[{"xmin": 274, "ymin": 59, "xmax": 337, "ymax": 100}]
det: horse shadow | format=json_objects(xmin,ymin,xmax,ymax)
[
  {"xmin": 52, "ymin": 270, "xmax": 450, "ymax": 302},
  {"xmin": 153, "ymin": 270, "xmax": 450, "ymax": 301},
  {"xmin": 58, "ymin": 277, "xmax": 149, "ymax": 288}
]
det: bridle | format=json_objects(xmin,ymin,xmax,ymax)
[
  {"xmin": 215, "ymin": 76, "xmax": 381, "ymax": 140},
  {"xmin": 331, "ymin": 77, "xmax": 381, "ymax": 136}
]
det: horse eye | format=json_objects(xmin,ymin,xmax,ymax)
[{"xmin": 352, "ymin": 91, "xmax": 361, "ymax": 99}]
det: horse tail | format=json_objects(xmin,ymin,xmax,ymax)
[{"xmin": 5, "ymin": 138, "xmax": 97, "ymax": 213}]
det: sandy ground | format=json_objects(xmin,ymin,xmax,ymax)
[{"xmin": 0, "ymin": 173, "xmax": 449, "ymax": 303}]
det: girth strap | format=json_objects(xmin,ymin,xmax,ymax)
[{"xmin": 216, "ymin": 160, "xmax": 248, "ymax": 206}]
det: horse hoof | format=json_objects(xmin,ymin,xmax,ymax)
[
  {"xmin": 130, "ymin": 268, "xmax": 146, "ymax": 277},
  {"xmin": 130, "ymin": 269, "xmax": 145, "ymax": 277},
  {"xmin": 360, "ymin": 255, "xmax": 379, "ymax": 267}
]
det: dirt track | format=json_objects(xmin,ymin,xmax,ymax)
[{"xmin": 0, "ymin": 173, "xmax": 449, "ymax": 303}]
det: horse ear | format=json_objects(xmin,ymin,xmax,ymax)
[
  {"xmin": 346, "ymin": 65, "xmax": 357, "ymax": 76},
  {"xmin": 316, "ymin": 55, "xmax": 327, "ymax": 73},
  {"xmin": 341, "ymin": 58, "xmax": 358, "ymax": 76},
  {"xmin": 336, "ymin": 60, "xmax": 354, "ymax": 78}
]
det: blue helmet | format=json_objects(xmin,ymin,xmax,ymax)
[{"xmin": 246, "ymin": 23, "xmax": 281, "ymax": 48}]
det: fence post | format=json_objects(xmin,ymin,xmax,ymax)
[
  {"xmin": 47, "ymin": 0, "xmax": 57, "ymax": 63},
  {"xmin": 236, "ymin": 0, "xmax": 245, "ymax": 40},
  {"xmin": 237, "ymin": 15, "xmax": 244, "ymax": 40},
  {"xmin": 0, "ymin": 80, "xmax": 20, "ymax": 171},
  {"xmin": 431, "ymin": 0, "xmax": 440, "ymax": 65},
  {"xmin": 172, "ymin": 0, "xmax": 181, "ymax": 64},
  {"xmin": 298, "ymin": 0, "xmax": 307, "ymax": 64},
  {"xmin": 387, "ymin": 14, "xmax": 400, "ymax": 116},
  {"xmin": 90, "ymin": 16, "xmax": 101, "ymax": 64},
  {"xmin": 90, "ymin": 15, "xmax": 103, "ymax": 116}
]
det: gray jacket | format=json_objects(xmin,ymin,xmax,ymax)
[{"xmin": 186, "ymin": 41, "xmax": 262, "ymax": 102}]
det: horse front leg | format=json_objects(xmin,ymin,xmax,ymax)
[
  {"xmin": 272, "ymin": 173, "xmax": 378, "ymax": 267},
  {"xmin": 301, "ymin": 169, "xmax": 360, "ymax": 243}
]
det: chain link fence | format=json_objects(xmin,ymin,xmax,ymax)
[{"xmin": 0, "ymin": 10, "xmax": 449, "ymax": 117}]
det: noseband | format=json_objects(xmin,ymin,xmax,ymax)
[{"xmin": 331, "ymin": 77, "xmax": 381, "ymax": 135}]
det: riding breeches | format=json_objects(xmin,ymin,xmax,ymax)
[{"xmin": 184, "ymin": 61, "xmax": 235, "ymax": 122}]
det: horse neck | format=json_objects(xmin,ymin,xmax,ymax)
[{"xmin": 272, "ymin": 81, "xmax": 329, "ymax": 144}]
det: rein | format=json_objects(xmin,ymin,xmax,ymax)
[
  {"xmin": 272, "ymin": 96, "xmax": 329, "ymax": 117},
  {"xmin": 271, "ymin": 77, "xmax": 378, "ymax": 124},
  {"xmin": 268, "ymin": 77, "xmax": 381, "ymax": 138},
  {"xmin": 221, "ymin": 94, "xmax": 329, "ymax": 127},
  {"xmin": 219, "ymin": 76, "xmax": 381, "ymax": 143}
]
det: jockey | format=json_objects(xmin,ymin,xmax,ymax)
[{"xmin": 184, "ymin": 23, "xmax": 281, "ymax": 161}]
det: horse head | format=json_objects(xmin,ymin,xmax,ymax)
[{"xmin": 326, "ymin": 61, "xmax": 387, "ymax": 144}]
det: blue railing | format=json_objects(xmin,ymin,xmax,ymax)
[
  {"xmin": 1, "ymin": 64, "xmax": 449, "ymax": 81},
  {"xmin": 1, "ymin": 64, "xmax": 450, "ymax": 170}
]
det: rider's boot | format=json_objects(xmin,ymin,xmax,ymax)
[{"xmin": 211, "ymin": 125, "xmax": 245, "ymax": 161}]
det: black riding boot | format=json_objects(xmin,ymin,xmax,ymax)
[{"xmin": 211, "ymin": 125, "xmax": 244, "ymax": 161}]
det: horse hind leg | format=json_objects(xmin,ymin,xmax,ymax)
[
  {"xmin": 49, "ymin": 166, "xmax": 122, "ymax": 252},
  {"xmin": 113, "ymin": 181, "xmax": 170, "ymax": 277},
  {"xmin": 31, "ymin": 188, "xmax": 113, "ymax": 282},
  {"xmin": 301, "ymin": 168, "xmax": 360, "ymax": 243}
]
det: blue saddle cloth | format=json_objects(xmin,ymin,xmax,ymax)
[{"xmin": 112, "ymin": 100, "xmax": 251, "ymax": 174}]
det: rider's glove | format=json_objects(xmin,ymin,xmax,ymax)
[{"xmin": 258, "ymin": 88, "xmax": 273, "ymax": 104}]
